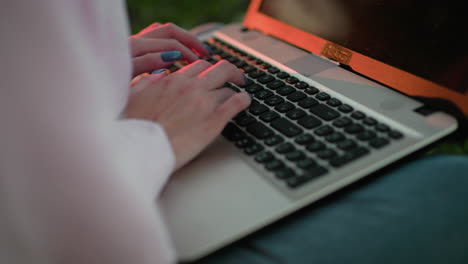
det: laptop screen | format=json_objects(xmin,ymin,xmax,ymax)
[{"xmin": 259, "ymin": 0, "xmax": 467, "ymax": 95}]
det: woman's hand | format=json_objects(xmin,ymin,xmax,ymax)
[
  {"xmin": 125, "ymin": 60, "xmax": 250, "ymax": 170},
  {"xmin": 129, "ymin": 23, "xmax": 211, "ymax": 77}
]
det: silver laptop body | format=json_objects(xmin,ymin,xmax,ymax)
[{"xmin": 160, "ymin": 2, "xmax": 459, "ymax": 261}]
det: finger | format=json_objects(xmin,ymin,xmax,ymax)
[
  {"xmin": 134, "ymin": 22, "xmax": 160, "ymax": 36},
  {"xmin": 131, "ymin": 51, "xmax": 181, "ymax": 77},
  {"xmin": 197, "ymin": 60, "xmax": 245, "ymax": 90},
  {"xmin": 129, "ymin": 37, "xmax": 199, "ymax": 62},
  {"xmin": 131, "ymin": 71, "xmax": 167, "ymax": 92},
  {"xmin": 138, "ymin": 23, "xmax": 210, "ymax": 57},
  {"xmin": 208, "ymin": 87, "xmax": 237, "ymax": 105},
  {"xmin": 175, "ymin": 60, "xmax": 212, "ymax": 77},
  {"xmin": 206, "ymin": 92, "xmax": 251, "ymax": 131}
]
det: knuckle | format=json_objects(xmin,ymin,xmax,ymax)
[{"xmin": 194, "ymin": 59, "xmax": 211, "ymax": 68}]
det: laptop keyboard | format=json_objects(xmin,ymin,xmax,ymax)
[{"xmin": 173, "ymin": 38, "xmax": 405, "ymax": 190}]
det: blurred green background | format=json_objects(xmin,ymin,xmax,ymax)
[
  {"xmin": 126, "ymin": 0, "xmax": 249, "ymax": 34},
  {"xmin": 126, "ymin": 0, "xmax": 467, "ymax": 155}
]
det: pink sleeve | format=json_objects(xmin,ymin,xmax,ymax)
[{"xmin": 0, "ymin": 0, "xmax": 176, "ymax": 263}]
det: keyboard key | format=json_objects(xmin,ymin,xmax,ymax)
[
  {"xmin": 356, "ymin": 130, "xmax": 377, "ymax": 141},
  {"xmin": 242, "ymin": 65, "xmax": 256, "ymax": 73},
  {"xmin": 314, "ymin": 125, "xmax": 334, "ymax": 137},
  {"xmin": 275, "ymin": 168, "xmax": 296, "ymax": 179},
  {"xmin": 295, "ymin": 81, "xmax": 309, "ymax": 89},
  {"xmin": 317, "ymin": 149, "xmax": 337, "ymax": 159},
  {"xmin": 286, "ymin": 108, "xmax": 307, "ymax": 120},
  {"xmin": 250, "ymin": 103, "xmax": 269, "ymax": 115},
  {"xmin": 254, "ymin": 151, "xmax": 274, "ymax": 163},
  {"xmin": 330, "ymin": 147, "xmax": 370, "ymax": 168},
  {"xmin": 234, "ymin": 60, "xmax": 247, "ymax": 68},
  {"xmin": 286, "ymin": 151, "xmax": 306, "ymax": 161},
  {"xmin": 285, "ymin": 76, "xmax": 299, "ymax": 84},
  {"xmin": 305, "ymin": 86, "xmax": 319, "ymax": 95},
  {"xmin": 310, "ymin": 104, "xmax": 341, "ymax": 121},
  {"xmin": 244, "ymin": 143, "xmax": 264, "ymax": 155},
  {"xmin": 246, "ymin": 122, "xmax": 274, "ymax": 139},
  {"xmin": 338, "ymin": 104, "xmax": 353, "ymax": 113},
  {"xmin": 275, "ymin": 102, "xmax": 296, "ymax": 113},
  {"xmin": 264, "ymin": 95, "xmax": 284, "ymax": 106},
  {"xmin": 249, "ymin": 70, "xmax": 266, "ymax": 79},
  {"xmin": 332, "ymin": 117, "xmax": 353, "ymax": 128},
  {"xmin": 337, "ymin": 139, "xmax": 358, "ymax": 151},
  {"xmin": 316, "ymin": 92, "xmax": 331, "ymax": 101},
  {"xmin": 363, "ymin": 117, "xmax": 377, "ymax": 126},
  {"xmin": 222, "ymin": 123, "xmax": 246, "ymax": 141},
  {"xmin": 298, "ymin": 97, "xmax": 319, "ymax": 109},
  {"xmin": 235, "ymin": 137, "xmax": 254, "ymax": 148},
  {"xmin": 277, "ymin": 72, "xmax": 290, "ymax": 79},
  {"xmin": 267, "ymin": 80, "xmax": 285, "ymax": 90},
  {"xmin": 326, "ymin": 98, "xmax": 342, "ymax": 107},
  {"xmin": 325, "ymin": 132, "xmax": 345, "ymax": 143},
  {"xmin": 255, "ymin": 89, "xmax": 274, "ymax": 100},
  {"xmin": 344, "ymin": 124, "xmax": 365, "ymax": 134},
  {"xmin": 297, "ymin": 158, "xmax": 317, "ymax": 169},
  {"xmin": 265, "ymin": 159, "xmax": 285, "ymax": 171},
  {"xmin": 236, "ymin": 114, "xmax": 256, "ymax": 126},
  {"xmin": 351, "ymin": 111, "xmax": 366, "ymax": 120},
  {"xmin": 264, "ymin": 135, "xmax": 284, "ymax": 146},
  {"xmin": 260, "ymin": 111, "xmax": 280, "ymax": 122},
  {"xmin": 245, "ymin": 84, "xmax": 263, "ymax": 93},
  {"xmin": 259, "ymin": 63, "xmax": 271, "ymax": 70},
  {"xmin": 275, "ymin": 142, "xmax": 295, "ymax": 153},
  {"xmin": 294, "ymin": 134, "xmax": 315, "ymax": 145},
  {"xmin": 376, "ymin": 123, "xmax": 391, "ymax": 132},
  {"xmin": 287, "ymin": 91, "xmax": 307, "ymax": 102},
  {"xmin": 271, "ymin": 118, "xmax": 303, "ymax": 137},
  {"xmin": 306, "ymin": 141, "xmax": 326, "ymax": 152},
  {"xmin": 257, "ymin": 75, "xmax": 275, "ymax": 84},
  {"xmin": 276, "ymin": 86, "xmax": 295, "ymax": 96},
  {"xmin": 370, "ymin": 138, "xmax": 389, "ymax": 148},
  {"xmin": 389, "ymin": 130, "xmax": 403, "ymax": 139},
  {"xmin": 297, "ymin": 115, "xmax": 322, "ymax": 129},
  {"xmin": 287, "ymin": 166, "xmax": 328, "ymax": 188},
  {"xmin": 268, "ymin": 67, "xmax": 280, "ymax": 74},
  {"xmin": 240, "ymin": 77, "xmax": 254, "ymax": 88}
]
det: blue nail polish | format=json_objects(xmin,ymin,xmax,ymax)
[
  {"xmin": 161, "ymin": 51, "xmax": 182, "ymax": 62},
  {"xmin": 243, "ymin": 76, "xmax": 249, "ymax": 86},
  {"xmin": 203, "ymin": 43, "xmax": 214, "ymax": 55},
  {"xmin": 152, "ymin": 68, "xmax": 167, "ymax": 74},
  {"xmin": 248, "ymin": 93, "xmax": 254, "ymax": 102}
]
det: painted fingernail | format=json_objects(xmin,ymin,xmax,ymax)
[
  {"xmin": 152, "ymin": 68, "xmax": 167, "ymax": 74},
  {"xmin": 248, "ymin": 93, "xmax": 254, "ymax": 103},
  {"xmin": 203, "ymin": 43, "xmax": 214, "ymax": 55},
  {"xmin": 243, "ymin": 75, "xmax": 249, "ymax": 86},
  {"xmin": 161, "ymin": 51, "xmax": 182, "ymax": 62}
]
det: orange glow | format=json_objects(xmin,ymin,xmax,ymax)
[{"xmin": 244, "ymin": 0, "xmax": 468, "ymax": 117}]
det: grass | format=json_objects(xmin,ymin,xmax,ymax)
[{"xmin": 126, "ymin": 0, "xmax": 467, "ymax": 155}]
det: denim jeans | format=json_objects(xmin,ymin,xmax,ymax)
[{"xmin": 196, "ymin": 155, "xmax": 468, "ymax": 264}]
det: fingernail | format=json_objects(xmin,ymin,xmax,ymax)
[
  {"xmin": 243, "ymin": 75, "xmax": 249, "ymax": 86},
  {"xmin": 203, "ymin": 43, "xmax": 214, "ymax": 55},
  {"xmin": 152, "ymin": 68, "xmax": 167, "ymax": 74},
  {"xmin": 247, "ymin": 93, "xmax": 254, "ymax": 103},
  {"xmin": 161, "ymin": 51, "xmax": 182, "ymax": 62}
]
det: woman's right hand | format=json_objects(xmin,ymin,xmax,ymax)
[{"xmin": 125, "ymin": 59, "xmax": 251, "ymax": 170}]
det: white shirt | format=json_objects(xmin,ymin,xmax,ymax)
[{"xmin": 0, "ymin": 0, "xmax": 176, "ymax": 263}]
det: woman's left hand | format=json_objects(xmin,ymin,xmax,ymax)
[{"xmin": 129, "ymin": 22, "xmax": 211, "ymax": 77}]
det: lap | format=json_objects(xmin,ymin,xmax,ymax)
[{"xmin": 197, "ymin": 155, "xmax": 468, "ymax": 264}]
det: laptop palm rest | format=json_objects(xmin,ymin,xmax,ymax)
[{"xmin": 160, "ymin": 138, "xmax": 291, "ymax": 261}]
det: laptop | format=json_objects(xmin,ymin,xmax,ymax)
[{"xmin": 160, "ymin": 0, "xmax": 468, "ymax": 262}]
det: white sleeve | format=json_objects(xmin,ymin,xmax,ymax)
[{"xmin": 0, "ymin": 0, "xmax": 176, "ymax": 263}]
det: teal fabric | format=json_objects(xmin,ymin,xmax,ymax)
[{"xmin": 196, "ymin": 155, "xmax": 468, "ymax": 264}]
